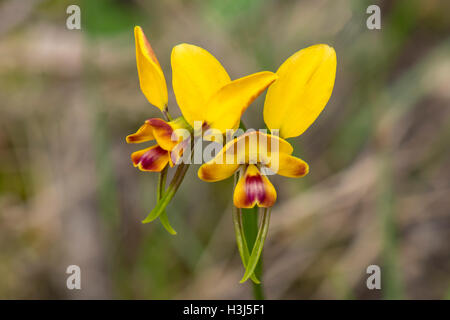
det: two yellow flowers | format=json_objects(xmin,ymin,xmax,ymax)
[{"xmin": 127, "ymin": 26, "xmax": 336, "ymax": 209}]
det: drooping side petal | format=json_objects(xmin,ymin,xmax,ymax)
[
  {"xmin": 204, "ymin": 72, "xmax": 277, "ymax": 133},
  {"xmin": 171, "ymin": 43, "xmax": 231, "ymax": 126},
  {"xmin": 126, "ymin": 121, "xmax": 155, "ymax": 144},
  {"xmin": 233, "ymin": 165, "xmax": 277, "ymax": 208},
  {"xmin": 263, "ymin": 44, "xmax": 337, "ymax": 139},
  {"xmin": 131, "ymin": 145, "xmax": 169, "ymax": 172},
  {"xmin": 266, "ymin": 152, "xmax": 309, "ymax": 178},
  {"xmin": 208, "ymin": 131, "xmax": 294, "ymax": 166},
  {"xmin": 198, "ymin": 162, "xmax": 240, "ymax": 182},
  {"xmin": 135, "ymin": 26, "xmax": 168, "ymax": 111}
]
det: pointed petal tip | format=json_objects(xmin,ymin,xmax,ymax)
[
  {"xmin": 134, "ymin": 26, "xmax": 168, "ymax": 111},
  {"xmin": 126, "ymin": 121, "xmax": 155, "ymax": 144},
  {"xmin": 269, "ymin": 153, "xmax": 309, "ymax": 178}
]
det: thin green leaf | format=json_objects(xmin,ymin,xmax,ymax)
[
  {"xmin": 233, "ymin": 205, "xmax": 260, "ymax": 284},
  {"xmin": 159, "ymin": 211, "xmax": 177, "ymax": 235},
  {"xmin": 157, "ymin": 167, "xmax": 177, "ymax": 235},
  {"xmin": 240, "ymin": 208, "xmax": 271, "ymax": 283},
  {"xmin": 232, "ymin": 171, "xmax": 259, "ymax": 283},
  {"xmin": 142, "ymin": 163, "xmax": 189, "ymax": 224}
]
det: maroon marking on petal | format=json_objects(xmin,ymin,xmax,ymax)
[
  {"xmin": 147, "ymin": 118, "xmax": 175, "ymax": 150},
  {"xmin": 199, "ymin": 167, "xmax": 214, "ymax": 181},
  {"xmin": 147, "ymin": 118, "xmax": 172, "ymax": 132},
  {"xmin": 139, "ymin": 146, "xmax": 167, "ymax": 170},
  {"xmin": 126, "ymin": 135, "xmax": 141, "ymax": 143},
  {"xmin": 296, "ymin": 163, "xmax": 307, "ymax": 176},
  {"xmin": 245, "ymin": 174, "xmax": 266, "ymax": 206}
]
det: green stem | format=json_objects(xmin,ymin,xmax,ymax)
[
  {"xmin": 146, "ymin": 106, "xmax": 187, "ymax": 229},
  {"xmin": 249, "ymin": 210, "xmax": 265, "ymax": 300},
  {"xmin": 163, "ymin": 106, "xmax": 173, "ymax": 121},
  {"xmin": 142, "ymin": 163, "xmax": 189, "ymax": 224},
  {"xmin": 240, "ymin": 207, "xmax": 271, "ymax": 287},
  {"xmin": 232, "ymin": 173, "xmax": 260, "ymax": 284},
  {"xmin": 158, "ymin": 166, "xmax": 177, "ymax": 235},
  {"xmin": 241, "ymin": 207, "xmax": 264, "ymax": 298}
]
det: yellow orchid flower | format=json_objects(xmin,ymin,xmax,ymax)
[
  {"xmin": 128, "ymin": 26, "xmax": 278, "ymax": 172},
  {"xmin": 198, "ymin": 44, "xmax": 336, "ymax": 208},
  {"xmin": 128, "ymin": 26, "xmax": 279, "ymax": 232},
  {"xmin": 126, "ymin": 117, "xmax": 189, "ymax": 172},
  {"xmin": 197, "ymin": 44, "xmax": 336, "ymax": 284}
]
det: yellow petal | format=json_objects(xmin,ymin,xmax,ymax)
[
  {"xmin": 208, "ymin": 131, "xmax": 293, "ymax": 165},
  {"xmin": 131, "ymin": 145, "xmax": 169, "ymax": 172},
  {"xmin": 267, "ymin": 152, "xmax": 309, "ymax": 178},
  {"xmin": 171, "ymin": 43, "xmax": 231, "ymax": 126},
  {"xmin": 126, "ymin": 121, "xmax": 155, "ymax": 144},
  {"xmin": 135, "ymin": 26, "xmax": 168, "ymax": 111},
  {"xmin": 263, "ymin": 44, "xmax": 337, "ymax": 139},
  {"xmin": 198, "ymin": 162, "xmax": 240, "ymax": 182},
  {"xmin": 147, "ymin": 117, "xmax": 190, "ymax": 152},
  {"xmin": 233, "ymin": 165, "xmax": 277, "ymax": 208},
  {"xmin": 204, "ymin": 72, "xmax": 277, "ymax": 133},
  {"xmin": 198, "ymin": 131, "xmax": 293, "ymax": 182}
]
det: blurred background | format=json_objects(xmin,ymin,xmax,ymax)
[{"xmin": 0, "ymin": 0, "xmax": 449, "ymax": 299}]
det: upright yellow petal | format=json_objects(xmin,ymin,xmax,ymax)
[
  {"xmin": 135, "ymin": 26, "xmax": 168, "ymax": 111},
  {"xmin": 171, "ymin": 43, "xmax": 231, "ymax": 126},
  {"xmin": 263, "ymin": 44, "xmax": 337, "ymax": 139},
  {"xmin": 204, "ymin": 72, "xmax": 277, "ymax": 133}
]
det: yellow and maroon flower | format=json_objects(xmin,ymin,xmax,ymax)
[
  {"xmin": 198, "ymin": 43, "xmax": 337, "ymax": 209},
  {"xmin": 198, "ymin": 131, "xmax": 308, "ymax": 208},
  {"xmin": 126, "ymin": 117, "xmax": 189, "ymax": 172}
]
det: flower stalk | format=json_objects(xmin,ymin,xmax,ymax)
[
  {"xmin": 232, "ymin": 172, "xmax": 260, "ymax": 284},
  {"xmin": 240, "ymin": 207, "xmax": 271, "ymax": 284},
  {"xmin": 143, "ymin": 162, "xmax": 190, "ymax": 224},
  {"xmin": 242, "ymin": 207, "xmax": 265, "ymax": 299},
  {"xmin": 157, "ymin": 166, "xmax": 177, "ymax": 235}
]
